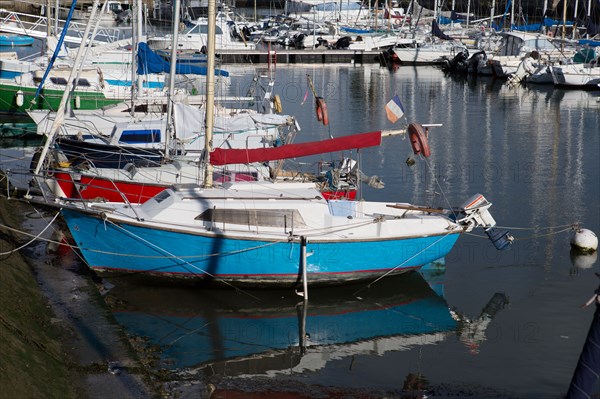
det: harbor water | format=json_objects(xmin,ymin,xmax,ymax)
[{"xmin": 1, "ymin": 55, "xmax": 600, "ymax": 396}]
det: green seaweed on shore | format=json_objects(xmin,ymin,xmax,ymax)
[{"xmin": 0, "ymin": 197, "xmax": 77, "ymax": 399}]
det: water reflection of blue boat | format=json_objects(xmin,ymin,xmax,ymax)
[{"xmin": 108, "ymin": 271, "xmax": 458, "ymax": 373}]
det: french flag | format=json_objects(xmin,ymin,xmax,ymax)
[{"xmin": 385, "ymin": 95, "xmax": 405, "ymax": 123}]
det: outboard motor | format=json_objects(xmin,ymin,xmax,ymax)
[
  {"xmin": 440, "ymin": 48, "xmax": 470, "ymax": 73},
  {"xmin": 334, "ymin": 36, "xmax": 352, "ymax": 49},
  {"xmin": 467, "ymin": 50, "xmax": 486, "ymax": 75},
  {"xmin": 293, "ymin": 33, "xmax": 306, "ymax": 49},
  {"xmin": 241, "ymin": 26, "xmax": 252, "ymax": 40},
  {"xmin": 485, "ymin": 227, "xmax": 513, "ymax": 251},
  {"xmin": 456, "ymin": 194, "xmax": 513, "ymax": 250},
  {"xmin": 316, "ymin": 36, "xmax": 329, "ymax": 48}
]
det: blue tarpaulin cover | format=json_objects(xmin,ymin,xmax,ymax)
[{"xmin": 137, "ymin": 42, "xmax": 229, "ymax": 77}]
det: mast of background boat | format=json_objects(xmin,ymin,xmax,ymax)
[
  {"xmin": 585, "ymin": 0, "xmax": 591, "ymax": 38},
  {"xmin": 130, "ymin": 0, "xmax": 136, "ymax": 111},
  {"xmin": 129, "ymin": 0, "xmax": 141, "ymax": 113},
  {"xmin": 32, "ymin": 0, "xmax": 78, "ymax": 105},
  {"xmin": 561, "ymin": 0, "xmax": 567, "ymax": 51},
  {"xmin": 203, "ymin": 0, "xmax": 217, "ymax": 188},
  {"xmin": 69, "ymin": 1, "xmax": 110, "ymax": 111},
  {"xmin": 571, "ymin": 0, "xmax": 579, "ymax": 39},
  {"xmin": 165, "ymin": 0, "xmax": 182, "ymax": 159},
  {"xmin": 31, "ymin": 0, "xmax": 100, "ymax": 180},
  {"xmin": 136, "ymin": 0, "xmax": 143, "ymax": 92},
  {"xmin": 55, "ymin": 0, "xmax": 59, "ymax": 35},
  {"xmin": 542, "ymin": 0, "xmax": 547, "ymax": 33},
  {"xmin": 46, "ymin": 0, "xmax": 51, "ymax": 56},
  {"xmin": 466, "ymin": 0, "xmax": 471, "ymax": 28}
]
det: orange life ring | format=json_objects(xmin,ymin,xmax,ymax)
[
  {"xmin": 408, "ymin": 123, "xmax": 431, "ymax": 157},
  {"xmin": 315, "ymin": 97, "xmax": 329, "ymax": 126}
]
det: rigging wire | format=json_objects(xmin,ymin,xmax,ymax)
[
  {"xmin": 353, "ymin": 230, "xmax": 459, "ymax": 297},
  {"xmin": 422, "ymin": 153, "xmax": 458, "ymax": 220}
]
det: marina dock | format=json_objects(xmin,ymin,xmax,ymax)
[{"xmin": 218, "ymin": 48, "xmax": 383, "ymax": 64}]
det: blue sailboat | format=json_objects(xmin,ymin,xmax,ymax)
[
  {"xmin": 0, "ymin": 34, "xmax": 34, "ymax": 47},
  {"xmin": 58, "ymin": 178, "xmax": 510, "ymax": 286}
]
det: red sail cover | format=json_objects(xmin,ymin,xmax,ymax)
[{"xmin": 210, "ymin": 131, "xmax": 383, "ymax": 166}]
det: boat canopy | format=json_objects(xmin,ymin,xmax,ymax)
[{"xmin": 137, "ymin": 42, "xmax": 229, "ymax": 77}]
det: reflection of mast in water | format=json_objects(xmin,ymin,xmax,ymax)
[
  {"xmin": 482, "ymin": 77, "xmax": 495, "ymax": 197},
  {"xmin": 559, "ymin": 89, "xmax": 586, "ymax": 230},
  {"xmin": 530, "ymin": 88, "xmax": 559, "ymax": 268}
]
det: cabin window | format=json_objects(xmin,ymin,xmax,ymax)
[
  {"xmin": 49, "ymin": 77, "xmax": 68, "ymax": 85},
  {"xmin": 153, "ymin": 190, "xmax": 171, "ymax": 203},
  {"xmin": 119, "ymin": 129, "xmax": 161, "ymax": 144},
  {"xmin": 187, "ymin": 24, "xmax": 223, "ymax": 35},
  {"xmin": 74, "ymin": 79, "xmax": 91, "ymax": 87},
  {"xmin": 213, "ymin": 171, "xmax": 258, "ymax": 183},
  {"xmin": 131, "ymin": 104, "xmax": 168, "ymax": 113},
  {"xmin": 195, "ymin": 209, "xmax": 306, "ymax": 228}
]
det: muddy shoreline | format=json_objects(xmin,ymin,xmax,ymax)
[{"xmin": 0, "ymin": 195, "xmax": 169, "ymax": 398}]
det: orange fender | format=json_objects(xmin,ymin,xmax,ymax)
[
  {"xmin": 315, "ymin": 97, "xmax": 329, "ymax": 126},
  {"xmin": 408, "ymin": 123, "xmax": 431, "ymax": 157}
]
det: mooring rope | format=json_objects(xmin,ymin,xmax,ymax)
[
  {"xmin": 0, "ymin": 212, "xmax": 60, "ymax": 256},
  {"xmin": 494, "ymin": 223, "xmax": 577, "ymax": 230},
  {"xmin": 466, "ymin": 225, "xmax": 575, "ymax": 241}
]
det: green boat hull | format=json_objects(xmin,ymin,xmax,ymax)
[{"xmin": 0, "ymin": 84, "xmax": 123, "ymax": 115}]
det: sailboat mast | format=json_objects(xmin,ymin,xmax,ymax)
[
  {"xmin": 586, "ymin": 0, "xmax": 591, "ymax": 38},
  {"xmin": 32, "ymin": 0, "xmax": 100, "ymax": 178},
  {"xmin": 203, "ymin": 0, "xmax": 217, "ymax": 188},
  {"xmin": 130, "ymin": 0, "xmax": 138, "ymax": 109},
  {"xmin": 561, "ymin": 0, "xmax": 567, "ymax": 48},
  {"xmin": 542, "ymin": 0, "xmax": 547, "ymax": 33},
  {"xmin": 136, "ymin": 0, "xmax": 143, "ymax": 92},
  {"xmin": 46, "ymin": 0, "xmax": 52, "ymax": 40},
  {"xmin": 165, "ymin": 0, "xmax": 182, "ymax": 159}
]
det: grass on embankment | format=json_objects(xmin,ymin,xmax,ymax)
[{"xmin": 0, "ymin": 196, "xmax": 77, "ymax": 399}]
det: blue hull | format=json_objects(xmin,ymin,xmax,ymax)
[
  {"xmin": 0, "ymin": 35, "xmax": 35, "ymax": 47},
  {"xmin": 62, "ymin": 208, "xmax": 461, "ymax": 286}
]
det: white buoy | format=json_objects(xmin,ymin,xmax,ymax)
[{"xmin": 570, "ymin": 228, "xmax": 598, "ymax": 253}]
